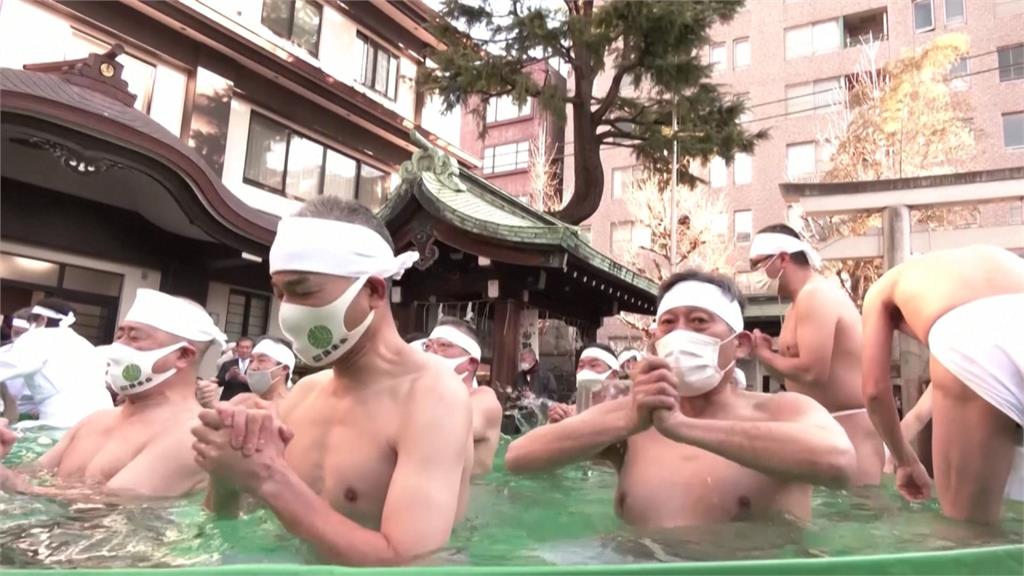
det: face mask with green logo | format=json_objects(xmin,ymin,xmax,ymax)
[
  {"xmin": 99, "ymin": 342, "xmax": 187, "ymax": 396},
  {"xmin": 277, "ymin": 275, "xmax": 374, "ymax": 367}
]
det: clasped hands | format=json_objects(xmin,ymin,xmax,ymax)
[
  {"xmin": 191, "ymin": 394, "xmax": 294, "ymax": 495},
  {"xmin": 629, "ymin": 357, "xmax": 688, "ymax": 435}
]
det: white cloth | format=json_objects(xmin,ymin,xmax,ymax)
[
  {"xmin": 251, "ymin": 339, "xmax": 296, "ymax": 374},
  {"xmin": 125, "ymin": 289, "xmax": 226, "ymax": 348},
  {"xmin": 0, "ymin": 327, "xmax": 112, "ymax": 428},
  {"xmin": 580, "ymin": 347, "xmax": 620, "ymax": 372},
  {"xmin": 617, "ymin": 349, "xmax": 643, "ymax": 366},
  {"xmin": 12, "ymin": 318, "xmax": 30, "ymax": 330},
  {"xmin": 269, "ymin": 217, "xmax": 419, "ymax": 280},
  {"xmin": 429, "ymin": 325, "xmax": 482, "ymax": 360},
  {"xmin": 749, "ymin": 232, "xmax": 823, "ymax": 269},
  {"xmin": 656, "ymin": 281, "xmax": 744, "ymax": 333},
  {"xmin": 31, "ymin": 305, "xmax": 76, "ymax": 327},
  {"xmin": 927, "ymin": 293, "xmax": 1024, "ymax": 426}
]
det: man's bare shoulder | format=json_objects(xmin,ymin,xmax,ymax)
[
  {"xmin": 410, "ymin": 357, "xmax": 469, "ymax": 405},
  {"xmin": 750, "ymin": 390, "xmax": 830, "ymax": 421},
  {"xmin": 471, "ymin": 386, "xmax": 502, "ymax": 417},
  {"xmin": 279, "ymin": 369, "xmax": 332, "ymax": 416},
  {"xmin": 799, "ymin": 279, "xmax": 855, "ymax": 311}
]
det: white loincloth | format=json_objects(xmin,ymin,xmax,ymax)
[{"xmin": 928, "ymin": 293, "xmax": 1024, "ymax": 426}]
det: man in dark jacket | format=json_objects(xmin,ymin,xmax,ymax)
[{"xmin": 514, "ymin": 348, "xmax": 558, "ymax": 400}]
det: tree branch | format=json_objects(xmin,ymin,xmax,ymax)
[{"xmin": 593, "ymin": 59, "xmax": 641, "ymax": 121}]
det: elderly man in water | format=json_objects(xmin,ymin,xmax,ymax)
[
  {"xmin": 191, "ymin": 196, "xmax": 472, "ymax": 566},
  {"xmin": 861, "ymin": 245, "xmax": 1024, "ymax": 525},
  {"xmin": 424, "ymin": 317, "xmax": 502, "ymax": 476},
  {"xmin": 506, "ymin": 270, "xmax": 856, "ymax": 526},
  {"xmin": 0, "ymin": 289, "xmax": 222, "ymax": 497}
]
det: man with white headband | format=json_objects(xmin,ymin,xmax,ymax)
[
  {"xmin": 0, "ymin": 288, "xmax": 223, "ymax": 497},
  {"xmin": 860, "ymin": 246, "xmax": 1024, "ymax": 525},
  {"xmin": 617, "ymin": 349, "xmax": 643, "ymax": 378},
  {"xmin": 425, "ymin": 317, "xmax": 502, "ymax": 476},
  {"xmin": 199, "ymin": 338, "xmax": 295, "ymax": 408},
  {"xmin": 191, "ymin": 197, "xmax": 473, "ymax": 566},
  {"xmin": 507, "ymin": 270, "xmax": 856, "ymax": 527},
  {"xmin": 748, "ymin": 223, "xmax": 884, "ymax": 485},
  {"xmin": 537, "ymin": 343, "xmax": 620, "ymax": 425},
  {"xmin": 0, "ymin": 298, "xmax": 111, "ymax": 429}
]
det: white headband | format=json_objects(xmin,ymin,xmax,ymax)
[
  {"xmin": 581, "ymin": 347, "xmax": 620, "ymax": 372},
  {"xmin": 269, "ymin": 217, "xmax": 419, "ymax": 280},
  {"xmin": 12, "ymin": 318, "xmax": 31, "ymax": 330},
  {"xmin": 252, "ymin": 339, "xmax": 296, "ymax": 374},
  {"xmin": 749, "ymin": 232, "xmax": 822, "ymax": 269},
  {"xmin": 429, "ymin": 325, "xmax": 482, "ymax": 360},
  {"xmin": 617, "ymin": 349, "xmax": 643, "ymax": 365},
  {"xmin": 31, "ymin": 305, "xmax": 76, "ymax": 327},
  {"xmin": 656, "ymin": 281, "xmax": 744, "ymax": 334},
  {"xmin": 408, "ymin": 338, "xmax": 427, "ymax": 351},
  {"xmin": 124, "ymin": 289, "xmax": 227, "ymax": 348}
]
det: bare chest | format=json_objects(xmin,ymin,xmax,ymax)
[
  {"xmin": 56, "ymin": 419, "xmax": 158, "ymax": 485},
  {"xmin": 617, "ymin": 432, "xmax": 806, "ymax": 526},
  {"xmin": 284, "ymin": 401, "xmax": 399, "ymax": 529},
  {"xmin": 778, "ymin": 310, "xmax": 799, "ymax": 358}
]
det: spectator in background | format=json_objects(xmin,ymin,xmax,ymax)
[
  {"xmin": 215, "ymin": 336, "xmax": 254, "ymax": 401},
  {"xmin": 515, "ymin": 348, "xmax": 558, "ymax": 400},
  {"xmin": 0, "ymin": 299, "xmax": 112, "ymax": 428}
]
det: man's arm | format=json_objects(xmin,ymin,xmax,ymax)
[
  {"xmin": 255, "ymin": 372, "xmax": 471, "ymax": 566},
  {"xmin": 755, "ymin": 288, "xmax": 838, "ymax": 386},
  {"xmin": 860, "ymin": 282, "xmax": 916, "ymax": 466},
  {"xmin": 653, "ymin": 393, "xmax": 856, "ymax": 488},
  {"xmin": 0, "ymin": 338, "xmax": 46, "ymax": 383},
  {"xmin": 506, "ymin": 397, "xmax": 635, "ymax": 474}
]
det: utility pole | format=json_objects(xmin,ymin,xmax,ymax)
[{"xmin": 669, "ymin": 98, "xmax": 678, "ymax": 272}]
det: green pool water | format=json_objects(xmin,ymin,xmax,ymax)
[{"xmin": 1, "ymin": 430, "xmax": 1022, "ymax": 574}]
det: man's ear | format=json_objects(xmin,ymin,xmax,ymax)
[
  {"xmin": 735, "ymin": 331, "xmax": 753, "ymax": 359},
  {"xmin": 365, "ymin": 277, "xmax": 389, "ymax": 308}
]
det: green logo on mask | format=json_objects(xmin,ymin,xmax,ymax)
[
  {"xmin": 122, "ymin": 363, "xmax": 142, "ymax": 382},
  {"xmin": 307, "ymin": 325, "xmax": 333, "ymax": 350}
]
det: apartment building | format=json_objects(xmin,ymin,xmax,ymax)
[
  {"xmin": 0, "ymin": 0, "xmax": 467, "ymax": 345},
  {"xmin": 458, "ymin": 61, "xmax": 566, "ymax": 205},
  {"xmin": 574, "ymin": 0, "xmax": 1024, "ymax": 352}
]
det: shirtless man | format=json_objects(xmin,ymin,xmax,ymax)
[
  {"xmin": 0, "ymin": 288, "xmax": 221, "ymax": 497},
  {"xmin": 547, "ymin": 343, "xmax": 621, "ymax": 423},
  {"xmin": 191, "ymin": 196, "xmax": 473, "ymax": 566},
  {"xmin": 197, "ymin": 338, "xmax": 295, "ymax": 408},
  {"xmin": 747, "ymin": 224, "xmax": 884, "ymax": 485},
  {"xmin": 505, "ymin": 270, "xmax": 856, "ymax": 527},
  {"xmin": 861, "ymin": 245, "xmax": 1024, "ymax": 524},
  {"xmin": 425, "ymin": 317, "xmax": 502, "ymax": 476}
]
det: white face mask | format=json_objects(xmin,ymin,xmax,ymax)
[
  {"xmin": 655, "ymin": 329, "xmax": 736, "ymax": 397},
  {"xmin": 278, "ymin": 275, "xmax": 373, "ymax": 367},
  {"xmin": 100, "ymin": 342, "xmax": 186, "ymax": 396},
  {"xmin": 575, "ymin": 369, "xmax": 613, "ymax": 389},
  {"xmin": 247, "ymin": 365, "xmax": 285, "ymax": 396},
  {"xmin": 436, "ymin": 354, "xmax": 471, "ymax": 378},
  {"xmin": 520, "ymin": 362, "xmax": 533, "ymax": 372}
]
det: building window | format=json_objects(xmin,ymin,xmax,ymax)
[
  {"xmin": 734, "ymin": 210, "xmax": 753, "ymax": 243},
  {"xmin": 261, "ymin": 0, "xmax": 322, "ymax": 56},
  {"xmin": 486, "ymin": 95, "xmax": 532, "ymax": 123},
  {"xmin": 786, "ymin": 141, "xmax": 817, "ymax": 179},
  {"xmin": 225, "ymin": 290, "xmax": 270, "ymax": 342},
  {"xmin": 786, "ymin": 77, "xmax": 842, "ymax": 115},
  {"xmin": 944, "ymin": 0, "xmax": 965, "ymax": 24},
  {"xmin": 611, "ymin": 166, "xmax": 634, "ymax": 199},
  {"xmin": 243, "ymin": 112, "xmax": 389, "ymax": 209},
  {"xmin": 785, "ymin": 18, "xmax": 841, "ymax": 60},
  {"xmin": 733, "ymin": 38, "xmax": 751, "ymax": 69},
  {"xmin": 66, "ymin": 30, "xmax": 157, "ymax": 115},
  {"xmin": 998, "ymin": 45, "xmax": 1024, "ymax": 82},
  {"xmin": 357, "ymin": 33, "xmax": 399, "ymax": 99},
  {"xmin": 734, "ymin": 153, "xmax": 752, "ymax": 185},
  {"xmin": 610, "ymin": 222, "xmax": 635, "ymax": 261},
  {"xmin": 482, "ymin": 141, "xmax": 530, "ymax": 174},
  {"xmin": 737, "ymin": 91, "xmax": 752, "ymax": 123},
  {"xmin": 711, "ymin": 214, "xmax": 729, "ymax": 237},
  {"xmin": 709, "ymin": 42, "xmax": 727, "ymax": 73},
  {"xmin": 709, "ymin": 156, "xmax": 728, "ymax": 188},
  {"xmin": 948, "ymin": 57, "xmax": 970, "ymax": 90},
  {"xmin": 913, "ymin": 0, "xmax": 935, "ymax": 32},
  {"xmin": 844, "ymin": 8, "xmax": 888, "ymax": 47},
  {"xmin": 1004, "ymin": 113, "xmax": 1024, "ymax": 149}
]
